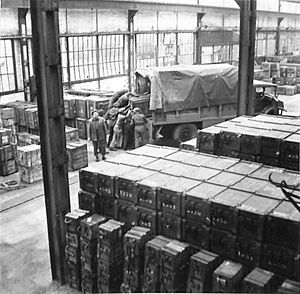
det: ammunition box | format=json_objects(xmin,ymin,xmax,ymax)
[
  {"xmin": 219, "ymin": 129, "xmax": 241, "ymax": 157},
  {"xmin": 64, "ymin": 209, "xmax": 90, "ymax": 233},
  {"xmin": 209, "ymin": 188, "xmax": 252, "ymax": 233},
  {"xmin": 87, "ymin": 96, "xmax": 109, "ymax": 118},
  {"xmin": 78, "ymin": 190, "xmax": 101, "ymax": 214},
  {"xmin": 143, "ymin": 158, "xmax": 177, "ymax": 172},
  {"xmin": 164, "ymin": 149, "xmax": 197, "ymax": 163},
  {"xmin": 239, "ymin": 132, "xmax": 262, "ymax": 156},
  {"xmin": 261, "ymin": 243, "xmax": 296, "ymax": 278},
  {"xmin": 227, "ymin": 160, "xmax": 261, "ymax": 175},
  {"xmin": 182, "ymin": 219, "xmax": 209, "ymax": 249},
  {"xmin": 239, "ymin": 153, "xmax": 259, "ymax": 162},
  {"xmin": 97, "ymin": 242, "xmax": 123, "ymax": 263},
  {"xmin": 161, "ymin": 240, "xmax": 192, "ymax": 271},
  {"xmin": 66, "ymin": 232, "xmax": 79, "ymax": 248},
  {"xmin": 114, "ymin": 200, "xmax": 137, "ymax": 230},
  {"xmin": 265, "ymin": 200, "xmax": 300, "ymax": 251},
  {"xmin": 106, "ymin": 152, "xmax": 157, "ymax": 167},
  {"xmin": 0, "ymin": 144, "xmax": 16, "ymax": 161},
  {"xmin": 180, "ymin": 137, "xmax": 197, "ymax": 151},
  {"xmin": 66, "ymin": 142, "xmax": 88, "ymax": 171},
  {"xmin": 75, "ymin": 97, "xmax": 87, "ymax": 119},
  {"xmin": 98, "ymin": 219, "xmax": 125, "ymax": 243},
  {"xmin": 79, "ymin": 166, "xmax": 99, "ymax": 194},
  {"xmin": 25, "ymin": 107, "xmax": 39, "ymax": 130},
  {"xmin": 277, "ymin": 279, "xmax": 300, "ymax": 294},
  {"xmin": 80, "ymin": 237, "xmax": 98, "ymax": 257},
  {"xmin": 232, "ymin": 177, "xmax": 286, "ymax": 200},
  {"xmin": 67, "ymin": 262, "xmax": 82, "ymax": 291},
  {"xmin": 128, "ymin": 144, "xmax": 177, "ymax": 158},
  {"xmin": 65, "ymin": 126, "xmax": 79, "ymax": 142},
  {"xmin": 100, "ymin": 195, "xmax": 115, "ymax": 218},
  {"xmin": 0, "ymin": 158, "xmax": 18, "ymax": 176},
  {"xmin": 160, "ymin": 267, "xmax": 190, "ymax": 293},
  {"xmin": 98, "ymin": 277, "xmax": 123, "ymax": 294},
  {"xmin": 65, "ymin": 245, "xmax": 80, "ymax": 264},
  {"xmin": 209, "ymin": 227, "xmax": 236, "ymax": 259},
  {"xmin": 143, "ymin": 236, "xmax": 172, "ymax": 293},
  {"xmin": 182, "ymin": 182, "xmax": 225, "ymax": 224},
  {"xmin": 158, "ymin": 212, "xmax": 182, "ymax": 240},
  {"xmin": 212, "ymin": 260, "xmax": 244, "ymax": 293},
  {"xmin": 64, "ymin": 96, "xmax": 76, "ymax": 119},
  {"xmin": 17, "ymin": 144, "xmax": 41, "ymax": 167},
  {"xmin": 242, "ymin": 267, "xmax": 278, "ymax": 293},
  {"xmin": 197, "ymin": 126, "xmax": 223, "ymax": 154},
  {"xmin": 158, "ymin": 176, "xmax": 199, "ymax": 216},
  {"xmin": 19, "ymin": 164, "xmax": 43, "ymax": 184},
  {"xmin": 234, "ymin": 237, "xmax": 262, "ymax": 269},
  {"xmin": 187, "ymin": 250, "xmax": 222, "ymax": 293},
  {"xmin": 76, "ymin": 118, "xmax": 87, "ymax": 140},
  {"xmin": 16, "ymin": 132, "xmax": 40, "ymax": 146},
  {"xmin": 137, "ymin": 206, "xmax": 157, "ymax": 233},
  {"xmin": 249, "ymin": 165, "xmax": 284, "ymax": 181},
  {"xmin": 208, "ymin": 171, "xmax": 245, "ymax": 187},
  {"xmin": 81, "ymin": 255, "xmax": 98, "ymax": 273},
  {"xmin": 15, "ymin": 103, "xmax": 36, "ymax": 127},
  {"xmin": 80, "ymin": 214, "xmax": 107, "ymax": 240},
  {"xmin": 81, "ymin": 270, "xmax": 98, "ymax": 294},
  {"xmin": 280, "ymin": 133, "xmax": 299, "ymax": 170},
  {"xmin": 136, "ymin": 184, "xmax": 157, "ymax": 210},
  {"xmin": 115, "ymin": 167, "xmax": 157, "ymax": 203},
  {"xmin": 238, "ymin": 195, "xmax": 281, "ymax": 241}
]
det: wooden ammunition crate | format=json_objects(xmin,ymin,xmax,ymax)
[
  {"xmin": 65, "ymin": 126, "xmax": 79, "ymax": 142},
  {"xmin": 0, "ymin": 129, "xmax": 12, "ymax": 147},
  {"xmin": 17, "ymin": 144, "xmax": 41, "ymax": 167},
  {"xmin": 17, "ymin": 132, "xmax": 40, "ymax": 146},
  {"xmin": 76, "ymin": 118, "xmax": 88, "ymax": 140},
  {"xmin": 66, "ymin": 142, "xmax": 88, "ymax": 171},
  {"xmin": 64, "ymin": 96, "xmax": 76, "ymax": 119},
  {"xmin": 87, "ymin": 96, "xmax": 109, "ymax": 118},
  {"xmin": 25, "ymin": 107, "xmax": 39, "ymax": 130},
  {"xmin": 19, "ymin": 164, "xmax": 43, "ymax": 183},
  {"xmin": 0, "ymin": 158, "xmax": 18, "ymax": 176},
  {"xmin": 15, "ymin": 103, "xmax": 36, "ymax": 127},
  {"xmin": 286, "ymin": 85, "xmax": 297, "ymax": 95},
  {"xmin": 75, "ymin": 98, "xmax": 87, "ymax": 119},
  {"xmin": 0, "ymin": 144, "xmax": 17, "ymax": 161},
  {"xmin": 0, "ymin": 107, "xmax": 16, "ymax": 128}
]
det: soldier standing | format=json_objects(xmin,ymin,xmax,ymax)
[{"xmin": 131, "ymin": 107, "xmax": 148, "ymax": 148}]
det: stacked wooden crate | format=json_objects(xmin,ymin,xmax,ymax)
[
  {"xmin": 67, "ymin": 141, "xmax": 88, "ymax": 171},
  {"xmin": 17, "ymin": 144, "xmax": 43, "ymax": 183},
  {"xmin": 0, "ymin": 128, "xmax": 18, "ymax": 176}
]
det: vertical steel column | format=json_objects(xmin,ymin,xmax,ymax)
[
  {"xmin": 127, "ymin": 10, "xmax": 137, "ymax": 91},
  {"xmin": 236, "ymin": 0, "xmax": 257, "ymax": 115},
  {"xmin": 276, "ymin": 18, "xmax": 284, "ymax": 56},
  {"xmin": 195, "ymin": 13, "xmax": 205, "ymax": 64},
  {"xmin": 30, "ymin": 0, "xmax": 70, "ymax": 284},
  {"xmin": 18, "ymin": 8, "xmax": 31, "ymax": 101}
]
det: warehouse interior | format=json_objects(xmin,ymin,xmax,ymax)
[{"xmin": 0, "ymin": 0, "xmax": 300, "ymax": 294}]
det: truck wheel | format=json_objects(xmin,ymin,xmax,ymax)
[{"xmin": 172, "ymin": 124, "xmax": 198, "ymax": 143}]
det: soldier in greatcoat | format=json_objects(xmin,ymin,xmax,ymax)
[{"xmin": 87, "ymin": 109, "xmax": 107, "ymax": 162}]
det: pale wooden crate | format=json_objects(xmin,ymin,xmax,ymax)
[
  {"xmin": 17, "ymin": 144, "xmax": 41, "ymax": 167},
  {"xmin": 19, "ymin": 164, "xmax": 43, "ymax": 184}
]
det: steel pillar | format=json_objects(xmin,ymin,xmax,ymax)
[
  {"xmin": 195, "ymin": 13, "xmax": 205, "ymax": 64},
  {"xmin": 275, "ymin": 17, "xmax": 284, "ymax": 55},
  {"xmin": 236, "ymin": 0, "xmax": 257, "ymax": 115},
  {"xmin": 127, "ymin": 10, "xmax": 137, "ymax": 91},
  {"xmin": 30, "ymin": 0, "xmax": 70, "ymax": 284}
]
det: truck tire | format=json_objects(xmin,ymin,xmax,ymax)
[{"xmin": 172, "ymin": 123, "xmax": 198, "ymax": 143}]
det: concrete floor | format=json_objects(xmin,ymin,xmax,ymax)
[{"xmin": 0, "ymin": 92, "xmax": 299, "ymax": 294}]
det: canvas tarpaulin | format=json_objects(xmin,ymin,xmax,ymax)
[{"xmin": 136, "ymin": 64, "xmax": 238, "ymax": 112}]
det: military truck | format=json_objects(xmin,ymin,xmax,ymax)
[{"xmin": 134, "ymin": 64, "xmax": 284, "ymax": 143}]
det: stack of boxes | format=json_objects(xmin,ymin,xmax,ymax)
[
  {"xmin": 142, "ymin": 235, "xmax": 171, "ymax": 292},
  {"xmin": 97, "ymin": 220, "xmax": 126, "ymax": 293},
  {"xmin": 121, "ymin": 226, "xmax": 152, "ymax": 293},
  {"xmin": 80, "ymin": 214, "xmax": 107, "ymax": 293},
  {"xmin": 17, "ymin": 144, "xmax": 43, "ymax": 183},
  {"xmin": 65, "ymin": 209, "xmax": 90, "ymax": 291},
  {"xmin": 197, "ymin": 114, "xmax": 300, "ymax": 171},
  {"xmin": 160, "ymin": 240, "xmax": 193, "ymax": 292},
  {"xmin": 0, "ymin": 128, "xmax": 18, "ymax": 176},
  {"xmin": 66, "ymin": 141, "xmax": 88, "ymax": 171}
]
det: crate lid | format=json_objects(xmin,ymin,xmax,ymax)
[
  {"xmin": 164, "ymin": 149, "xmax": 196, "ymax": 162},
  {"xmin": 138, "ymin": 172, "xmax": 179, "ymax": 188},
  {"xmin": 250, "ymin": 166, "xmax": 285, "ymax": 181},
  {"xmin": 244, "ymin": 267, "xmax": 275, "ymax": 284},
  {"xmin": 96, "ymin": 162, "xmax": 136, "ymax": 177},
  {"xmin": 183, "ymin": 153, "xmax": 221, "ymax": 167},
  {"xmin": 17, "ymin": 144, "xmax": 40, "ymax": 152},
  {"xmin": 238, "ymin": 195, "xmax": 281, "ymax": 215},
  {"xmin": 269, "ymin": 200, "xmax": 300, "ymax": 221},
  {"xmin": 229, "ymin": 116, "xmax": 252, "ymax": 124},
  {"xmin": 284, "ymin": 133, "xmax": 300, "ymax": 143},
  {"xmin": 143, "ymin": 158, "xmax": 176, "ymax": 171},
  {"xmin": 214, "ymin": 260, "xmax": 243, "ymax": 277},
  {"xmin": 208, "ymin": 171, "xmax": 245, "ymax": 187},
  {"xmin": 227, "ymin": 161, "xmax": 261, "ymax": 175},
  {"xmin": 163, "ymin": 176, "xmax": 199, "ymax": 192},
  {"xmin": 117, "ymin": 167, "xmax": 158, "ymax": 182},
  {"xmin": 211, "ymin": 188, "xmax": 252, "ymax": 206},
  {"xmin": 128, "ymin": 144, "xmax": 177, "ymax": 158},
  {"xmin": 232, "ymin": 177, "xmax": 286, "ymax": 200},
  {"xmin": 260, "ymin": 129, "xmax": 291, "ymax": 140},
  {"xmin": 198, "ymin": 125, "xmax": 225, "ymax": 135},
  {"xmin": 106, "ymin": 152, "xmax": 157, "ymax": 167},
  {"xmin": 185, "ymin": 182, "xmax": 226, "ymax": 199}
]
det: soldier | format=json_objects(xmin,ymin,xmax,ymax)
[
  {"xmin": 131, "ymin": 107, "xmax": 148, "ymax": 148},
  {"xmin": 87, "ymin": 109, "xmax": 107, "ymax": 162}
]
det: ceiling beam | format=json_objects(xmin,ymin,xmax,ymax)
[{"xmin": 2, "ymin": 0, "xmax": 300, "ymax": 17}]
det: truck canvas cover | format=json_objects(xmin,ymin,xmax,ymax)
[{"xmin": 136, "ymin": 64, "xmax": 238, "ymax": 112}]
